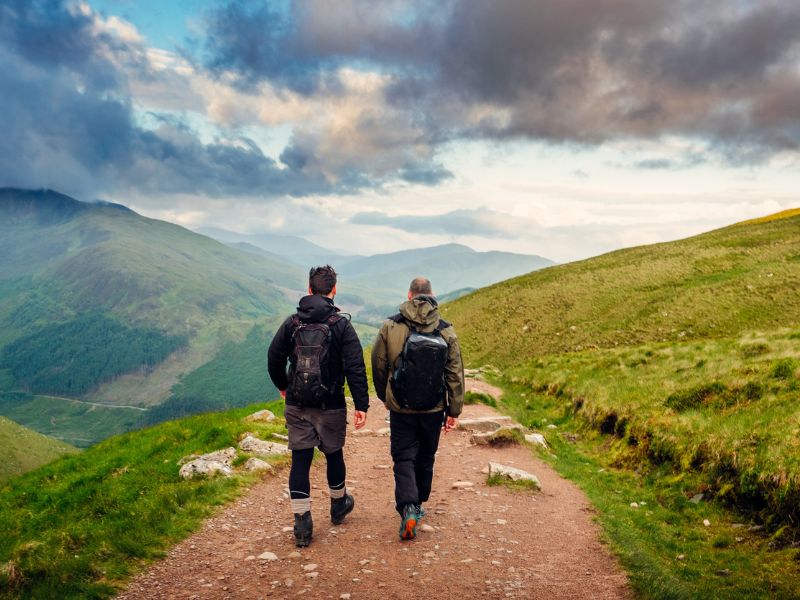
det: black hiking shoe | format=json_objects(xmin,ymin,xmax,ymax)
[
  {"xmin": 399, "ymin": 504, "xmax": 418, "ymax": 541},
  {"xmin": 293, "ymin": 511, "xmax": 313, "ymax": 547},
  {"xmin": 330, "ymin": 493, "xmax": 355, "ymax": 525}
]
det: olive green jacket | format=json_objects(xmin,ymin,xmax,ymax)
[{"xmin": 371, "ymin": 295, "xmax": 465, "ymax": 416}]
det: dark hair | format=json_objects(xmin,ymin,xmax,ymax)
[
  {"xmin": 409, "ymin": 276, "xmax": 432, "ymax": 296},
  {"xmin": 309, "ymin": 265, "xmax": 337, "ymax": 295}
]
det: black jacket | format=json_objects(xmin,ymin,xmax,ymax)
[{"xmin": 267, "ymin": 294, "xmax": 370, "ymax": 412}]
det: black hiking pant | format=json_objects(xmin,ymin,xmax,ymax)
[{"xmin": 389, "ymin": 410, "xmax": 445, "ymax": 514}]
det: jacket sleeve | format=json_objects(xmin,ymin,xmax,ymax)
[
  {"xmin": 340, "ymin": 320, "xmax": 370, "ymax": 412},
  {"xmin": 371, "ymin": 322, "xmax": 390, "ymax": 403},
  {"xmin": 267, "ymin": 317, "xmax": 293, "ymax": 391},
  {"xmin": 444, "ymin": 329, "xmax": 465, "ymax": 417}
]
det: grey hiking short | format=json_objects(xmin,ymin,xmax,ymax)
[{"xmin": 284, "ymin": 405, "xmax": 347, "ymax": 454}]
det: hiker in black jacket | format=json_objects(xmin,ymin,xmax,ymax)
[{"xmin": 267, "ymin": 265, "xmax": 369, "ymax": 547}]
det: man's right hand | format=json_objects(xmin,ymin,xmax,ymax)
[{"xmin": 444, "ymin": 416, "xmax": 458, "ymax": 433}]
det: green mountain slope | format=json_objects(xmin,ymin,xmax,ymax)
[
  {"xmin": 0, "ymin": 188, "xmax": 303, "ymax": 339},
  {"xmin": 0, "ymin": 416, "xmax": 78, "ymax": 481},
  {"xmin": 443, "ymin": 210, "xmax": 800, "ymax": 598},
  {"xmin": 443, "ymin": 212, "xmax": 800, "ymax": 368},
  {"xmin": 0, "ymin": 188, "xmax": 302, "ymax": 443}
]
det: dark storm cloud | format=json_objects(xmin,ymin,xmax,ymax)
[
  {"xmin": 350, "ymin": 207, "xmax": 515, "ymax": 238},
  {"xmin": 204, "ymin": 0, "xmax": 800, "ymax": 160},
  {"xmin": 0, "ymin": 0, "xmax": 372, "ymax": 199},
  {"xmin": 202, "ymin": 0, "xmax": 443, "ymax": 93}
]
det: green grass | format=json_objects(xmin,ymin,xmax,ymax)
[
  {"xmin": 479, "ymin": 335, "xmax": 800, "ymax": 599},
  {"xmin": 0, "ymin": 401, "xmax": 287, "ymax": 600},
  {"xmin": 440, "ymin": 210, "xmax": 800, "ymax": 598},
  {"xmin": 521, "ymin": 418, "xmax": 800, "ymax": 600},
  {"xmin": 486, "ymin": 473, "xmax": 539, "ymax": 492},
  {"xmin": 464, "ymin": 390, "xmax": 498, "ymax": 408},
  {"xmin": 443, "ymin": 211, "xmax": 800, "ymax": 368},
  {"xmin": 491, "ymin": 378, "xmax": 800, "ymax": 599},
  {"xmin": 0, "ymin": 417, "xmax": 78, "ymax": 481},
  {"xmin": 500, "ymin": 329, "xmax": 800, "ymax": 527}
]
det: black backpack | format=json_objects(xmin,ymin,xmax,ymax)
[
  {"xmin": 390, "ymin": 315, "xmax": 450, "ymax": 411},
  {"xmin": 288, "ymin": 313, "xmax": 343, "ymax": 408}
]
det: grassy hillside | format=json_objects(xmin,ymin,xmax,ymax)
[
  {"xmin": 0, "ymin": 188, "xmax": 301, "ymax": 442},
  {"xmin": 444, "ymin": 212, "xmax": 800, "ymax": 367},
  {"xmin": 443, "ymin": 209, "xmax": 800, "ymax": 599},
  {"xmin": 0, "ymin": 189, "xmax": 303, "ymax": 339},
  {"xmin": 504, "ymin": 328, "xmax": 800, "ymax": 524},
  {"xmin": 0, "ymin": 416, "xmax": 78, "ymax": 481},
  {"xmin": 0, "ymin": 401, "xmax": 287, "ymax": 599}
]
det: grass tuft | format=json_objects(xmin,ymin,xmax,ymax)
[
  {"xmin": 486, "ymin": 473, "xmax": 539, "ymax": 492},
  {"xmin": 464, "ymin": 390, "xmax": 497, "ymax": 407}
]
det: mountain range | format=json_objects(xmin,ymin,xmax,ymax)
[
  {"xmin": 0, "ymin": 187, "xmax": 552, "ymax": 448},
  {"xmin": 199, "ymin": 226, "xmax": 554, "ymax": 318}
]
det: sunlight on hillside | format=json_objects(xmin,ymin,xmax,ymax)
[{"xmin": 738, "ymin": 208, "xmax": 800, "ymax": 225}]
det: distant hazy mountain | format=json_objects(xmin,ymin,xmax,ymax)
[
  {"xmin": 340, "ymin": 243, "xmax": 554, "ymax": 304},
  {"xmin": 196, "ymin": 226, "xmax": 358, "ymax": 267}
]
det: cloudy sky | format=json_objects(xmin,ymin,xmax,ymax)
[{"xmin": 1, "ymin": 0, "xmax": 799, "ymax": 262}]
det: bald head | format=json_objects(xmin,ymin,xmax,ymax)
[{"xmin": 409, "ymin": 277, "xmax": 432, "ymax": 297}]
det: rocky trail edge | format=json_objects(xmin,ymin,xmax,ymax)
[{"xmin": 117, "ymin": 382, "xmax": 632, "ymax": 600}]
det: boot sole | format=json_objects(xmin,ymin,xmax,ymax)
[{"xmin": 400, "ymin": 517, "xmax": 417, "ymax": 540}]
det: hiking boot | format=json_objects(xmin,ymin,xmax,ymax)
[
  {"xmin": 399, "ymin": 504, "xmax": 418, "ymax": 541},
  {"xmin": 330, "ymin": 493, "xmax": 355, "ymax": 525},
  {"xmin": 414, "ymin": 503, "xmax": 426, "ymax": 520},
  {"xmin": 293, "ymin": 511, "xmax": 313, "ymax": 547}
]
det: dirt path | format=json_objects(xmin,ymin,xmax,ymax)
[{"xmin": 118, "ymin": 390, "xmax": 631, "ymax": 600}]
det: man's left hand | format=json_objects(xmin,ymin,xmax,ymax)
[{"xmin": 353, "ymin": 410, "xmax": 367, "ymax": 430}]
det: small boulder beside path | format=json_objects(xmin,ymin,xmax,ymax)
[
  {"xmin": 178, "ymin": 447, "xmax": 236, "ymax": 479},
  {"xmin": 488, "ymin": 461, "xmax": 542, "ymax": 490}
]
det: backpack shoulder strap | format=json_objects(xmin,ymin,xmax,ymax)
[
  {"xmin": 436, "ymin": 318, "xmax": 451, "ymax": 331},
  {"xmin": 326, "ymin": 313, "xmax": 344, "ymax": 326},
  {"xmin": 389, "ymin": 313, "xmax": 404, "ymax": 324}
]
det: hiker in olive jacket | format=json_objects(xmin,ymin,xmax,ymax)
[{"xmin": 371, "ymin": 276, "xmax": 464, "ymax": 540}]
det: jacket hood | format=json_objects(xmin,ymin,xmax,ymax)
[
  {"xmin": 297, "ymin": 294, "xmax": 338, "ymax": 322},
  {"xmin": 399, "ymin": 294, "xmax": 439, "ymax": 328}
]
